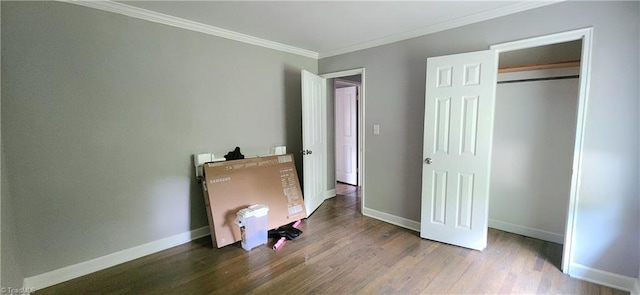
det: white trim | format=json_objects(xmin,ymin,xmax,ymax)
[
  {"xmin": 490, "ymin": 28, "xmax": 592, "ymax": 51},
  {"xmin": 325, "ymin": 189, "xmax": 337, "ymax": 199},
  {"xmin": 320, "ymin": 68, "xmax": 366, "ymax": 215},
  {"xmin": 358, "ymin": 71, "xmax": 364, "ymax": 191},
  {"xmin": 491, "ymin": 27, "xmax": 594, "ymax": 275},
  {"xmin": 57, "ymin": 0, "xmax": 318, "ymax": 59},
  {"xmin": 363, "ymin": 207, "xmax": 420, "ymax": 232},
  {"xmin": 22, "ymin": 226, "xmax": 210, "ymax": 290},
  {"xmin": 320, "ymin": 1, "xmax": 561, "ymax": 58},
  {"xmin": 488, "ymin": 219, "xmax": 564, "ymax": 244},
  {"xmin": 569, "ymin": 263, "xmax": 638, "ymax": 293},
  {"xmin": 634, "ymin": 277, "xmax": 640, "ymax": 295},
  {"xmin": 320, "ymin": 69, "xmax": 364, "ymax": 79}
]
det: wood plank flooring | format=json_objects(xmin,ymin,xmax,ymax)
[{"xmin": 36, "ymin": 183, "xmax": 628, "ymax": 294}]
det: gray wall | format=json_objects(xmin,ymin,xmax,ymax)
[
  {"xmin": 1, "ymin": 0, "xmax": 26, "ymax": 284},
  {"xmin": 1, "ymin": 1, "xmax": 316, "ymax": 277},
  {"xmin": 320, "ymin": 1, "xmax": 639, "ymax": 277},
  {"xmin": 1, "ymin": 148, "xmax": 24, "ymax": 289}
]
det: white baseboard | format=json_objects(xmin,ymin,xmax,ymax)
[
  {"xmin": 324, "ymin": 189, "xmax": 337, "ymax": 199},
  {"xmin": 362, "ymin": 207, "xmax": 420, "ymax": 232},
  {"xmin": 489, "ymin": 219, "xmax": 564, "ymax": 244},
  {"xmin": 23, "ymin": 226, "xmax": 210, "ymax": 291},
  {"xmin": 569, "ymin": 262, "xmax": 638, "ymax": 293}
]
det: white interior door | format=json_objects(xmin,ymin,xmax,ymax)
[
  {"xmin": 420, "ymin": 50, "xmax": 497, "ymax": 251},
  {"xmin": 301, "ymin": 70, "xmax": 327, "ymax": 217},
  {"xmin": 335, "ymin": 86, "xmax": 358, "ymax": 185}
]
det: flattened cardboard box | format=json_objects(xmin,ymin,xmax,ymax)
[{"xmin": 202, "ymin": 154, "xmax": 307, "ymax": 248}]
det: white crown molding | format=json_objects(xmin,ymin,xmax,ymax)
[
  {"xmin": 22, "ymin": 226, "xmax": 210, "ymax": 290},
  {"xmin": 319, "ymin": 1, "xmax": 563, "ymax": 59},
  {"xmin": 57, "ymin": 1, "xmax": 562, "ymax": 60},
  {"xmin": 56, "ymin": 0, "xmax": 319, "ymax": 59}
]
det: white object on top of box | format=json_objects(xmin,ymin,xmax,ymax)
[
  {"xmin": 235, "ymin": 204, "xmax": 269, "ymax": 226},
  {"xmin": 194, "ymin": 153, "xmax": 227, "ymax": 178},
  {"xmin": 194, "ymin": 153, "xmax": 213, "ymax": 178},
  {"xmin": 271, "ymin": 146, "xmax": 286, "ymax": 155}
]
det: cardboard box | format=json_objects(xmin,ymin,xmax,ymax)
[{"xmin": 202, "ymin": 154, "xmax": 307, "ymax": 248}]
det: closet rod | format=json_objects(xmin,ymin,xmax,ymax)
[
  {"xmin": 498, "ymin": 75, "xmax": 579, "ymax": 84},
  {"xmin": 498, "ymin": 60, "xmax": 580, "ymax": 73}
]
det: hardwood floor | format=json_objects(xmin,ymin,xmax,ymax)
[{"xmin": 36, "ymin": 183, "xmax": 628, "ymax": 294}]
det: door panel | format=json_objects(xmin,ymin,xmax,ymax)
[
  {"xmin": 434, "ymin": 97, "xmax": 451, "ymax": 154},
  {"xmin": 461, "ymin": 96, "xmax": 479, "ymax": 155},
  {"xmin": 420, "ymin": 50, "xmax": 497, "ymax": 251},
  {"xmin": 301, "ymin": 70, "xmax": 327, "ymax": 217},
  {"xmin": 335, "ymin": 86, "xmax": 358, "ymax": 185},
  {"xmin": 431, "ymin": 170, "xmax": 447, "ymax": 224}
]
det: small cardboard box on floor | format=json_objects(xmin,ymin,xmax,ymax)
[{"xmin": 202, "ymin": 154, "xmax": 307, "ymax": 248}]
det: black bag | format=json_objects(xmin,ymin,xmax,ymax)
[
  {"xmin": 224, "ymin": 147, "xmax": 245, "ymax": 161},
  {"xmin": 268, "ymin": 224, "xmax": 303, "ymax": 240}
]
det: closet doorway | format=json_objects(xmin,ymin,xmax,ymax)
[
  {"xmin": 490, "ymin": 28, "xmax": 593, "ymax": 273},
  {"xmin": 490, "ymin": 39, "xmax": 581, "ymax": 244}
]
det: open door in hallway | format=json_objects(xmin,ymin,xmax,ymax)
[{"xmin": 335, "ymin": 86, "xmax": 358, "ymax": 185}]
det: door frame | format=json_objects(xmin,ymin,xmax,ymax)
[
  {"xmin": 490, "ymin": 27, "xmax": 594, "ymax": 274},
  {"xmin": 320, "ymin": 68, "xmax": 366, "ymax": 213},
  {"xmin": 334, "ymin": 79, "xmax": 361, "ymax": 186}
]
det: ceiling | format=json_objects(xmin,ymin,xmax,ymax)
[{"xmin": 118, "ymin": 1, "xmax": 561, "ymax": 58}]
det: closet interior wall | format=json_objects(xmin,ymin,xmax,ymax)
[{"xmin": 489, "ymin": 41, "xmax": 582, "ymax": 244}]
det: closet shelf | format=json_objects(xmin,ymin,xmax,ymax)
[{"xmin": 498, "ymin": 60, "xmax": 580, "ymax": 73}]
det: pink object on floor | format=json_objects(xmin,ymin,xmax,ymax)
[{"xmin": 272, "ymin": 220, "xmax": 302, "ymax": 251}]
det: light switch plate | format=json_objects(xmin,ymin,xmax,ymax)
[{"xmin": 373, "ymin": 124, "xmax": 380, "ymax": 135}]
